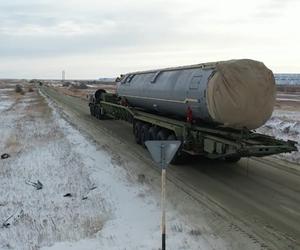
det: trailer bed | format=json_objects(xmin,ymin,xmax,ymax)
[{"xmin": 89, "ymin": 93, "xmax": 297, "ymax": 161}]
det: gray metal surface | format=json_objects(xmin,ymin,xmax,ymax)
[
  {"xmin": 116, "ymin": 65, "xmax": 215, "ymax": 122},
  {"xmin": 145, "ymin": 140, "xmax": 181, "ymax": 166}
]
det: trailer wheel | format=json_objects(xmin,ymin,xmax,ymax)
[
  {"xmin": 148, "ymin": 127, "xmax": 159, "ymax": 140},
  {"xmin": 141, "ymin": 124, "xmax": 150, "ymax": 147},
  {"xmin": 94, "ymin": 106, "xmax": 98, "ymax": 118},
  {"xmin": 157, "ymin": 129, "xmax": 168, "ymax": 140},
  {"xmin": 96, "ymin": 107, "xmax": 101, "ymax": 119},
  {"xmin": 89, "ymin": 104, "xmax": 95, "ymax": 116},
  {"xmin": 166, "ymin": 133, "xmax": 184, "ymax": 164},
  {"xmin": 95, "ymin": 106, "xmax": 104, "ymax": 120},
  {"xmin": 134, "ymin": 122, "xmax": 143, "ymax": 144},
  {"xmin": 167, "ymin": 134, "xmax": 176, "ymax": 140},
  {"xmin": 224, "ymin": 156, "xmax": 241, "ymax": 163},
  {"xmin": 132, "ymin": 120, "xmax": 136, "ymax": 134}
]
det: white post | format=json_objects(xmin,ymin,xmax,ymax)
[
  {"xmin": 161, "ymin": 143, "xmax": 166, "ymax": 250},
  {"xmin": 144, "ymin": 140, "xmax": 181, "ymax": 250}
]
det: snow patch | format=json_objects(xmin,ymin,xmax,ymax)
[
  {"xmin": 0, "ymin": 87, "xmax": 222, "ymax": 250},
  {"xmin": 258, "ymin": 110, "xmax": 300, "ymax": 164}
]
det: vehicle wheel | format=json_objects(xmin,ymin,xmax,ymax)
[
  {"xmin": 148, "ymin": 127, "xmax": 159, "ymax": 140},
  {"xmin": 96, "ymin": 107, "xmax": 104, "ymax": 120},
  {"xmin": 141, "ymin": 124, "xmax": 150, "ymax": 147},
  {"xmin": 167, "ymin": 133, "xmax": 176, "ymax": 140},
  {"xmin": 157, "ymin": 129, "xmax": 168, "ymax": 140},
  {"xmin": 224, "ymin": 156, "xmax": 241, "ymax": 163},
  {"xmin": 90, "ymin": 105, "xmax": 95, "ymax": 116},
  {"xmin": 166, "ymin": 133, "xmax": 184, "ymax": 164},
  {"xmin": 132, "ymin": 121, "xmax": 136, "ymax": 134},
  {"xmin": 134, "ymin": 122, "xmax": 143, "ymax": 144},
  {"xmin": 94, "ymin": 106, "xmax": 99, "ymax": 118},
  {"xmin": 97, "ymin": 107, "xmax": 102, "ymax": 119}
]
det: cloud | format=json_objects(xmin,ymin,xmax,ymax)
[
  {"xmin": 254, "ymin": 0, "xmax": 298, "ymax": 19},
  {"xmin": 0, "ymin": 0, "xmax": 299, "ymax": 78}
]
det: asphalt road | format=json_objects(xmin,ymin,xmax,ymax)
[{"xmin": 42, "ymin": 86, "xmax": 300, "ymax": 250}]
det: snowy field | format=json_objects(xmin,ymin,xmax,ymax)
[
  {"xmin": 0, "ymin": 81, "xmax": 299, "ymax": 250},
  {"xmin": 258, "ymin": 109, "xmax": 300, "ymax": 164},
  {"xmin": 0, "ymin": 83, "xmax": 226, "ymax": 249}
]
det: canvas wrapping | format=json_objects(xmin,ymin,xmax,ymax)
[{"xmin": 206, "ymin": 59, "xmax": 276, "ymax": 130}]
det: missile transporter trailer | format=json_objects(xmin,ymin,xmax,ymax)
[{"xmin": 89, "ymin": 59, "xmax": 297, "ymax": 162}]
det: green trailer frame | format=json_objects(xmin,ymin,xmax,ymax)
[{"xmin": 89, "ymin": 92, "xmax": 297, "ymax": 162}]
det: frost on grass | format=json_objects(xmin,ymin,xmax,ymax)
[
  {"xmin": 0, "ymin": 87, "xmax": 110, "ymax": 249},
  {"xmin": 258, "ymin": 110, "xmax": 300, "ymax": 164},
  {"xmin": 0, "ymin": 84, "xmax": 223, "ymax": 250}
]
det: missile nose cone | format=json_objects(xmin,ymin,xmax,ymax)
[{"xmin": 206, "ymin": 59, "xmax": 276, "ymax": 129}]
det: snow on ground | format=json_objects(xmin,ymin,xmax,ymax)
[
  {"xmin": 0, "ymin": 86, "xmax": 15, "ymax": 113},
  {"xmin": 0, "ymin": 83, "xmax": 224, "ymax": 249},
  {"xmin": 258, "ymin": 109, "xmax": 300, "ymax": 164}
]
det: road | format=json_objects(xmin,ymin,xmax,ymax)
[{"xmin": 41, "ymin": 86, "xmax": 300, "ymax": 250}]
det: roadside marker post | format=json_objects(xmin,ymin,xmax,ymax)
[{"xmin": 145, "ymin": 140, "xmax": 181, "ymax": 250}]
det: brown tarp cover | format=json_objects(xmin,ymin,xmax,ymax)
[{"xmin": 206, "ymin": 59, "xmax": 275, "ymax": 129}]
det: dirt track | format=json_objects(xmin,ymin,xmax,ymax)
[{"xmin": 41, "ymin": 86, "xmax": 300, "ymax": 250}]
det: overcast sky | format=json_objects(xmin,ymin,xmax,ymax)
[{"xmin": 0, "ymin": 0, "xmax": 299, "ymax": 79}]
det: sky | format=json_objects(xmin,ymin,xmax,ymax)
[{"xmin": 0, "ymin": 0, "xmax": 299, "ymax": 79}]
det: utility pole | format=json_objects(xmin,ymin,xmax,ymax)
[{"xmin": 62, "ymin": 70, "xmax": 65, "ymax": 81}]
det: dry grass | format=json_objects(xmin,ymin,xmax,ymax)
[
  {"xmin": 5, "ymin": 135, "xmax": 22, "ymax": 155},
  {"xmin": 15, "ymin": 84, "xmax": 24, "ymax": 95},
  {"xmin": 27, "ymin": 86, "xmax": 34, "ymax": 92},
  {"xmin": 52, "ymin": 83, "xmax": 116, "ymax": 100},
  {"xmin": 275, "ymin": 86, "xmax": 300, "ymax": 111},
  {"xmin": 275, "ymin": 100, "xmax": 300, "ymax": 111},
  {"xmin": 54, "ymin": 87, "xmax": 90, "ymax": 100},
  {"xmin": 81, "ymin": 217, "xmax": 104, "ymax": 237},
  {"xmin": 54, "ymin": 87, "xmax": 113, "ymax": 100}
]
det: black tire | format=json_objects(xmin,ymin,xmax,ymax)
[
  {"xmin": 156, "ymin": 129, "xmax": 168, "ymax": 140},
  {"xmin": 132, "ymin": 121, "xmax": 136, "ymax": 134},
  {"xmin": 89, "ymin": 104, "xmax": 95, "ymax": 116},
  {"xmin": 96, "ymin": 107, "xmax": 101, "ymax": 119},
  {"xmin": 141, "ymin": 124, "xmax": 150, "ymax": 147},
  {"xmin": 148, "ymin": 127, "xmax": 159, "ymax": 140},
  {"xmin": 96, "ymin": 107, "xmax": 104, "ymax": 120},
  {"xmin": 171, "ymin": 150, "xmax": 188, "ymax": 165},
  {"xmin": 167, "ymin": 134, "xmax": 176, "ymax": 140},
  {"xmin": 1, "ymin": 153, "xmax": 10, "ymax": 159},
  {"xmin": 94, "ymin": 106, "xmax": 99, "ymax": 118},
  {"xmin": 224, "ymin": 156, "xmax": 241, "ymax": 163},
  {"xmin": 166, "ymin": 133, "xmax": 184, "ymax": 164},
  {"xmin": 89, "ymin": 105, "xmax": 92, "ymax": 116},
  {"xmin": 134, "ymin": 122, "xmax": 143, "ymax": 144}
]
